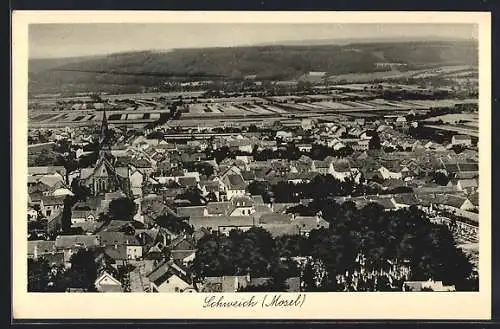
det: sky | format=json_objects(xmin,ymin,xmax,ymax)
[{"xmin": 29, "ymin": 23, "xmax": 478, "ymax": 59}]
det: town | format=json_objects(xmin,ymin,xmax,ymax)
[{"xmin": 27, "ymin": 45, "xmax": 480, "ymax": 293}]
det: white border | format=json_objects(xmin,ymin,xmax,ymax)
[{"xmin": 12, "ymin": 11, "xmax": 491, "ymax": 320}]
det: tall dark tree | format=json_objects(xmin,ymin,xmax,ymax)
[
  {"xmin": 368, "ymin": 132, "xmax": 382, "ymax": 150},
  {"xmin": 61, "ymin": 195, "xmax": 74, "ymax": 233},
  {"xmin": 108, "ymin": 197, "xmax": 137, "ymax": 221}
]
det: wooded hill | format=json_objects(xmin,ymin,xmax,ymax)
[{"xmin": 29, "ymin": 40, "xmax": 478, "ymax": 95}]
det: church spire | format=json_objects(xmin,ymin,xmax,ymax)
[{"xmin": 99, "ymin": 110, "xmax": 109, "ymax": 146}]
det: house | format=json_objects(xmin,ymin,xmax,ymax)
[
  {"xmin": 403, "ymin": 280, "xmax": 456, "ymax": 292},
  {"xmin": 258, "ymin": 223, "xmax": 301, "ymax": 237},
  {"xmin": 297, "ymin": 144, "xmax": 313, "ymax": 152},
  {"xmin": 47, "ymin": 210, "xmax": 64, "ymax": 235},
  {"xmin": 177, "ymin": 206, "xmax": 208, "ymax": 218},
  {"xmin": 71, "ymin": 208, "xmax": 97, "ymax": 226},
  {"xmin": 438, "ymin": 194, "xmax": 475, "ymax": 212},
  {"xmin": 97, "ymin": 231, "xmax": 143, "ymax": 260},
  {"xmin": 94, "ymin": 271, "xmax": 123, "ymax": 292},
  {"xmin": 395, "ymin": 116, "xmax": 407, "ymax": 125},
  {"xmin": 147, "ymin": 260, "xmax": 194, "ymax": 293},
  {"xmin": 129, "ymin": 168, "xmax": 145, "ymax": 197},
  {"xmin": 354, "ymin": 118, "xmax": 366, "ymax": 126},
  {"xmin": 28, "ymin": 240, "xmax": 56, "ymax": 259},
  {"xmin": 451, "ymin": 135, "xmax": 472, "ymax": 146},
  {"xmin": 456, "ymin": 163, "xmax": 479, "ymax": 179},
  {"xmin": 201, "ymin": 275, "xmax": 250, "ymax": 292},
  {"xmin": 221, "ymin": 174, "xmax": 247, "ymax": 200},
  {"xmin": 27, "ymin": 207, "xmax": 38, "ymax": 221},
  {"xmin": 329, "ymin": 160, "xmax": 355, "ymax": 182},
  {"xmin": 292, "ymin": 216, "xmax": 330, "ymax": 236},
  {"xmin": 276, "ymin": 131, "xmax": 293, "ymax": 140},
  {"xmin": 312, "ymin": 160, "xmax": 331, "ymax": 175},
  {"xmin": 40, "ymin": 195, "xmax": 66, "ymax": 218},
  {"xmin": 189, "ymin": 216, "xmax": 256, "ymax": 235},
  {"xmin": 378, "ymin": 165, "xmax": 403, "ymax": 180},
  {"xmin": 391, "ymin": 193, "xmax": 420, "ymax": 209},
  {"xmin": 456, "ymin": 179, "xmax": 478, "ymax": 193},
  {"xmin": 199, "ymin": 181, "xmax": 221, "ymax": 200},
  {"xmin": 228, "ymin": 195, "xmax": 255, "ymax": 216},
  {"xmin": 354, "ymin": 139, "xmax": 370, "ymax": 151},
  {"xmin": 28, "ymin": 165, "xmax": 66, "ymax": 176},
  {"xmin": 55, "ymin": 235, "xmax": 101, "ymax": 250}
]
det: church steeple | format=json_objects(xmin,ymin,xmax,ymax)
[{"xmin": 99, "ymin": 110, "xmax": 109, "ymax": 147}]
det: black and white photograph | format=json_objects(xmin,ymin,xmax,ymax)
[{"xmin": 12, "ymin": 11, "xmax": 492, "ymax": 320}]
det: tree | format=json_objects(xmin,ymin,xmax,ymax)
[
  {"xmin": 61, "ymin": 249, "xmax": 98, "ymax": 291},
  {"xmin": 61, "ymin": 195, "xmax": 74, "ymax": 233},
  {"xmin": 368, "ymin": 132, "xmax": 381, "ymax": 150},
  {"xmin": 433, "ymin": 171, "xmax": 450, "ymax": 186},
  {"xmin": 28, "ymin": 258, "xmax": 51, "ymax": 292},
  {"xmin": 155, "ymin": 214, "xmax": 194, "ymax": 235},
  {"xmin": 108, "ymin": 197, "xmax": 137, "ymax": 221}
]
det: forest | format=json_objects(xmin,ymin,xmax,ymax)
[{"xmin": 29, "ymin": 40, "xmax": 478, "ymax": 95}]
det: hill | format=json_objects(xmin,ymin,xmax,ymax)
[{"xmin": 28, "ymin": 40, "xmax": 478, "ymax": 95}]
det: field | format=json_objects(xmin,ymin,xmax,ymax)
[{"xmin": 28, "ymin": 95, "xmax": 478, "ymax": 129}]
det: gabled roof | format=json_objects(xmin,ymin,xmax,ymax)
[
  {"xmin": 104, "ymin": 245, "xmax": 128, "ymax": 261},
  {"xmin": 97, "ymin": 231, "xmax": 141, "ymax": 247},
  {"xmin": 28, "ymin": 166, "xmax": 66, "ymax": 176},
  {"xmin": 231, "ymin": 195, "xmax": 254, "ymax": 207},
  {"xmin": 178, "ymin": 176, "xmax": 198, "ymax": 188},
  {"xmin": 251, "ymin": 195, "xmax": 265, "ymax": 204},
  {"xmin": 258, "ymin": 223, "xmax": 300, "ymax": 237},
  {"xmin": 28, "ymin": 240, "xmax": 56, "ymax": 255},
  {"xmin": 453, "ymin": 134, "xmax": 471, "ymax": 141},
  {"xmin": 177, "ymin": 206, "xmax": 206, "ymax": 218},
  {"xmin": 189, "ymin": 216, "xmax": 256, "ymax": 230},
  {"xmin": 206, "ymin": 202, "xmax": 232, "ymax": 215},
  {"xmin": 458, "ymin": 163, "xmax": 479, "ymax": 172},
  {"xmin": 224, "ymin": 174, "xmax": 246, "ymax": 190},
  {"xmin": 258, "ymin": 213, "xmax": 293, "ymax": 224},
  {"xmin": 55, "ymin": 235, "xmax": 100, "ymax": 249},
  {"xmin": 95, "ymin": 272, "xmax": 122, "ymax": 292},
  {"xmin": 438, "ymin": 194, "xmax": 470, "ymax": 209},
  {"xmin": 41, "ymin": 195, "xmax": 66, "ymax": 206},
  {"xmin": 147, "ymin": 260, "xmax": 191, "ymax": 286},
  {"xmin": 313, "ymin": 160, "xmax": 331, "ymax": 169},
  {"xmin": 457, "ymin": 179, "xmax": 478, "ymax": 188},
  {"xmin": 38, "ymin": 175, "xmax": 65, "ymax": 188},
  {"xmin": 294, "ymin": 216, "xmax": 330, "ymax": 231},
  {"xmin": 469, "ymin": 192, "xmax": 479, "ymax": 207},
  {"xmin": 392, "ymin": 193, "xmax": 420, "ymax": 206},
  {"xmin": 199, "ymin": 181, "xmax": 219, "ymax": 192}
]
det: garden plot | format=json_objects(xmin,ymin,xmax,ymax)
[
  {"xmin": 316, "ymin": 101, "xmax": 354, "ymax": 110},
  {"xmin": 243, "ymin": 104, "xmax": 273, "ymax": 115},
  {"xmin": 260, "ymin": 104, "xmax": 288, "ymax": 114},
  {"xmin": 127, "ymin": 113, "xmax": 145, "ymax": 120}
]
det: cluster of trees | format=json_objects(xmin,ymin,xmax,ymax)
[
  {"xmin": 248, "ymin": 174, "xmax": 412, "ymax": 204},
  {"xmin": 191, "ymin": 227, "xmax": 300, "ymax": 291},
  {"xmin": 191, "ymin": 200, "xmax": 476, "ymax": 291},
  {"xmin": 28, "ymin": 249, "xmax": 98, "ymax": 292}
]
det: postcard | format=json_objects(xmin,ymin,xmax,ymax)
[{"xmin": 12, "ymin": 10, "xmax": 491, "ymax": 320}]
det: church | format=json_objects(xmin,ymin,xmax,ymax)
[{"xmin": 78, "ymin": 111, "xmax": 131, "ymax": 197}]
